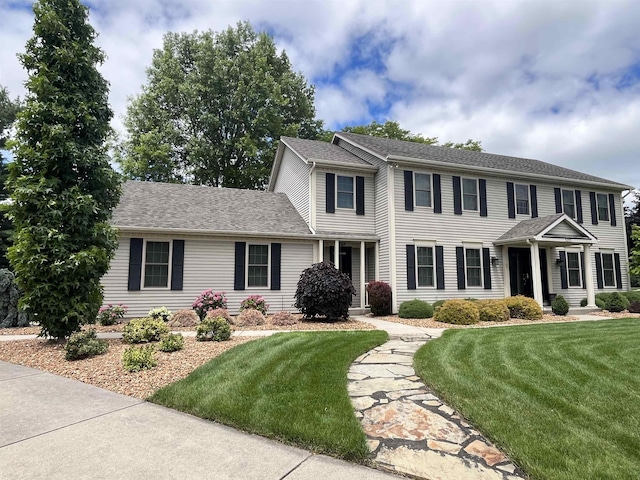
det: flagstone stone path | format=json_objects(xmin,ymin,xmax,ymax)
[{"xmin": 348, "ymin": 333, "xmax": 525, "ymax": 480}]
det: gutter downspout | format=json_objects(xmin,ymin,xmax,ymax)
[
  {"xmin": 388, "ymin": 163, "xmax": 398, "ymax": 313},
  {"xmin": 309, "ymin": 162, "xmax": 317, "ymax": 235}
]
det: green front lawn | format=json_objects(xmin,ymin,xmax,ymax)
[
  {"xmin": 149, "ymin": 330, "xmax": 388, "ymax": 460},
  {"xmin": 414, "ymin": 319, "xmax": 640, "ymax": 480}
]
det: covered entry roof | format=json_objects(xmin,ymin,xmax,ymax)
[{"xmin": 494, "ymin": 213, "xmax": 598, "ymax": 246}]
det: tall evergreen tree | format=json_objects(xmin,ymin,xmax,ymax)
[{"xmin": 7, "ymin": 0, "xmax": 121, "ymax": 339}]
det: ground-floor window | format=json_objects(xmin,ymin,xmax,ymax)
[
  {"xmin": 248, "ymin": 244, "xmax": 269, "ymax": 287},
  {"xmin": 416, "ymin": 246, "xmax": 434, "ymax": 287},
  {"xmin": 566, "ymin": 251, "xmax": 582, "ymax": 287},
  {"xmin": 465, "ymin": 248, "xmax": 482, "ymax": 287},
  {"xmin": 144, "ymin": 241, "xmax": 170, "ymax": 288},
  {"xmin": 601, "ymin": 253, "xmax": 616, "ymax": 287}
]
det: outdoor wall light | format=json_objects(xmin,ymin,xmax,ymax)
[{"xmin": 491, "ymin": 256, "xmax": 499, "ymax": 266}]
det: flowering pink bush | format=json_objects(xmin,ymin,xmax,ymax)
[
  {"xmin": 240, "ymin": 295, "xmax": 269, "ymax": 315},
  {"xmin": 192, "ymin": 290, "xmax": 227, "ymax": 320},
  {"xmin": 96, "ymin": 304, "xmax": 127, "ymax": 326}
]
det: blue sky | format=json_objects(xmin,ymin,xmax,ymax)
[{"xmin": 1, "ymin": 0, "xmax": 639, "ymax": 190}]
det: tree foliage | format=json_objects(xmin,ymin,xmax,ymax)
[
  {"xmin": 118, "ymin": 22, "xmax": 322, "ymax": 189},
  {"xmin": 626, "ymin": 191, "xmax": 640, "ymax": 286},
  {"xmin": 630, "ymin": 225, "xmax": 640, "ymax": 279},
  {"xmin": 7, "ymin": 0, "xmax": 121, "ymax": 340}
]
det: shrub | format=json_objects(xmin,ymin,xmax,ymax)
[
  {"xmin": 294, "ymin": 261, "xmax": 355, "ymax": 320},
  {"xmin": 196, "ymin": 316, "xmax": 232, "ymax": 342},
  {"xmin": 551, "ymin": 295, "xmax": 570, "ymax": 316},
  {"xmin": 580, "ymin": 298, "xmax": 588, "ymax": 307},
  {"xmin": 158, "ymin": 333, "xmax": 184, "ymax": 352},
  {"xmin": 97, "ymin": 304, "xmax": 127, "ymax": 326},
  {"xmin": 623, "ymin": 291, "xmax": 640, "ymax": 304},
  {"xmin": 122, "ymin": 345, "xmax": 157, "ymax": 372},
  {"xmin": 0, "ymin": 269, "xmax": 30, "ymax": 328},
  {"xmin": 477, "ymin": 300, "xmax": 509, "ymax": 322},
  {"xmin": 122, "ymin": 317, "xmax": 169, "ymax": 343},
  {"xmin": 270, "ymin": 311, "xmax": 298, "ymax": 326},
  {"xmin": 192, "ymin": 290, "xmax": 227, "ymax": 320},
  {"xmin": 604, "ymin": 292, "xmax": 627, "ymax": 313},
  {"xmin": 628, "ymin": 301, "xmax": 640, "ymax": 314},
  {"xmin": 167, "ymin": 309, "xmax": 199, "ymax": 327},
  {"xmin": 367, "ymin": 281, "xmax": 392, "ymax": 316},
  {"xmin": 148, "ymin": 306, "xmax": 172, "ymax": 322},
  {"xmin": 596, "ymin": 292, "xmax": 630, "ymax": 311},
  {"xmin": 236, "ymin": 308, "xmax": 266, "ymax": 326},
  {"xmin": 434, "ymin": 300, "xmax": 479, "ymax": 325},
  {"xmin": 240, "ymin": 295, "xmax": 269, "ymax": 315},
  {"xmin": 433, "ymin": 300, "xmax": 446, "ymax": 311},
  {"xmin": 205, "ymin": 308, "xmax": 234, "ymax": 325},
  {"xmin": 64, "ymin": 329, "xmax": 108, "ymax": 361},
  {"xmin": 398, "ymin": 299, "xmax": 434, "ymax": 319},
  {"xmin": 504, "ymin": 296, "xmax": 543, "ymax": 320}
]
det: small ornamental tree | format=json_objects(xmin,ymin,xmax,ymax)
[
  {"xmin": 294, "ymin": 262, "xmax": 355, "ymax": 320},
  {"xmin": 366, "ymin": 281, "xmax": 392, "ymax": 316},
  {"xmin": 7, "ymin": 0, "xmax": 121, "ymax": 339}
]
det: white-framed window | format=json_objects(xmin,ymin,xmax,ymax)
[
  {"xmin": 465, "ymin": 248, "xmax": 482, "ymax": 287},
  {"xmin": 414, "ymin": 173, "xmax": 432, "ymax": 208},
  {"xmin": 416, "ymin": 246, "xmax": 435, "ymax": 287},
  {"xmin": 566, "ymin": 250, "xmax": 582, "ymax": 287},
  {"xmin": 600, "ymin": 252, "xmax": 616, "ymax": 287},
  {"xmin": 336, "ymin": 175, "xmax": 354, "ymax": 209},
  {"xmin": 596, "ymin": 193, "xmax": 609, "ymax": 222},
  {"xmin": 247, "ymin": 244, "xmax": 269, "ymax": 288},
  {"xmin": 515, "ymin": 184, "xmax": 530, "ymax": 215},
  {"xmin": 462, "ymin": 178, "xmax": 478, "ymax": 211},
  {"xmin": 562, "ymin": 189, "xmax": 576, "ymax": 219},
  {"xmin": 143, "ymin": 240, "xmax": 171, "ymax": 288}
]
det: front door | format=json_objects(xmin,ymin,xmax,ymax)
[
  {"xmin": 329, "ymin": 245, "xmax": 352, "ymax": 279},
  {"xmin": 508, "ymin": 248, "xmax": 533, "ymax": 297},
  {"xmin": 539, "ymin": 248, "xmax": 550, "ymax": 304}
]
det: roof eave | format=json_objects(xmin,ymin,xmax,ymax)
[
  {"xmin": 114, "ymin": 225, "xmax": 314, "ymax": 240},
  {"xmin": 307, "ymin": 157, "xmax": 378, "ymax": 172},
  {"xmin": 333, "ymin": 133, "xmax": 388, "ymax": 162}
]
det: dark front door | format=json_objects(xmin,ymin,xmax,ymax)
[
  {"xmin": 509, "ymin": 247, "xmax": 533, "ymax": 297},
  {"xmin": 539, "ymin": 248, "xmax": 550, "ymax": 304},
  {"xmin": 339, "ymin": 246, "xmax": 352, "ymax": 279}
]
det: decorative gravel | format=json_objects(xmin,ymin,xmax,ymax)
[
  {"xmin": 591, "ymin": 310, "xmax": 640, "ymax": 319},
  {"xmin": 376, "ymin": 314, "xmax": 593, "ymax": 329}
]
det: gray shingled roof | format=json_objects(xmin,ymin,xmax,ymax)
[
  {"xmin": 495, "ymin": 213, "xmax": 566, "ymax": 242},
  {"xmin": 337, "ymin": 132, "xmax": 629, "ymax": 188},
  {"xmin": 282, "ymin": 136, "xmax": 372, "ymax": 166},
  {"xmin": 112, "ymin": 181, "xmax": 312, "ymax": 236}
]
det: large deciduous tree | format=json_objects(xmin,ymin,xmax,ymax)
[
  {"xmin": 7, "ymin": 0, "xmax": 121, "ymax": 340},
  {"xmin": 626, "ymin": 191, "xmax": 640, "ymax": 286},
  {"xmin": 118, "ymin": 22, "xmax": 322, "ymax": 189}
]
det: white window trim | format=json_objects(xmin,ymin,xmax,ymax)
[
  {"xmin": 562, "ymin": 189, "xmax": 576, "ymax": 219},
  {"xmin": 413, "ymin": 172, "xmax": 433, "ymax": 209},
  {"xmin": 515, "ymin": 183, "xmax": 531, "ymax": 216},
  {"xmin": 599, "ymin": 250, "xmax": 616, "ymax": 288},
  {"xmin": 464, "ymin": 246, "xmax": 483, "ymax": 288},
  {"xmin": 246, "ymin": 243, "xmax": 271, "ymax": 289},
  {"xmin": 596, "ymin": 193, "xmax": 610, "ymax": 222},
  {"xmin": 415, "ymin": 243, "xmax": 436, "ymax": 289},
  {"xmin": 462, "ymin": 177, "xmax": 479, "ymax": 212},
  {"xmin": 142, "ymin": 239, "xmax": 172, "ymax": 290},
  {"xmin": 336, "ymin": 174, "xmax": 355, "ymax": 210},
  {"xmin": 565, "ymin": 248, "xmax": 583, "ymax": 289}
]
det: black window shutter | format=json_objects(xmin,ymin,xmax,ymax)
[
  {"xmin": 406, "ymin": 245, "xmax": 416, "ymax": 290},
  {"xmin": 554, "ymin": 188, "xmax": 562, "ymax": 214},
  {"xmin": 530, "ymin": 185, "xmax": 538, "ymax": 218},
  {"xmin": 479, "ymin": 179, "xmax": 488, "ymax": 217},
  {"xmin": 433, "ymin": 174, "xmax": 442, "ymax": 213},
  {"xmin": 614, "ymin": 253, "xmax": 623, "ymax": 289},
  {"xmin": 456, "ymin": 246, "xmax": 466, "ymax": 290},
  {"xmin": 579, "ymin": 251, "xmax": 586, "ymax": 288},
  {"xmin": 355, "ymin": 176, "xmax": 365, "ymax": 215},
  {"xmin": 435, "ymin": 246, "xmax": 445, "ymax": 290},
  {"xmin": 595, "ymin": 252, "xmax": 603, "ymax": 289},
  {"xmin": 483, "ymin": 247, "xmax": 491, "ymax": 290},
  {"xmin": 506, "ymin": 182, "xmax": 516, "ymax": 219},
  {"xmin": 575, "ymin": 190, "xmax": 583, "ymax": 224},
  {"xmin": 589, "ymin": 192, "xmax": 598, "ymax": 225},
  {"xmin": 326, "ymin": 173, "xmax": 335, "ymax": 213},
  {"xmin": 127, "ymin": 238, "xmax": 143, "ymax": 291},
  {"xmin": 453, "ymin": 176, "xmax": 462, "ymax": 215},
  {"xmin": 234, "ymin": 242, "xmax": 246, "ymax": 291},
  {"xmin": 559, "ymin": 251, "xmax": 568, "ymax": 289},
  {"xmin": 609, "ymin": 194, "xmax": 617, "ymax": 226},
  {"xmin": 170, "ymin": 240, "xmax": 185, "ymax": 291},
  {"xmin": 271, "ymin": 243, "xmax": 281, "ymax": 290},
  {"xmin": 404, "ymin": 170, "xmax": 414, "ymax": 211}
]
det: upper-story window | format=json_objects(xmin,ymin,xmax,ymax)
[
  {"xmin": 414, "ymin": 173, "xmax": 432, "ymax": 207},
  {"xmin": 462, "ymin": 178, "xmax": 478, "ymax": 211},
  {"xmin": 144, "ymin": 241, "xmax": 170, "ymax": 288},
  {"xmin": 596, "ymin": 193, "xmax": 609, "ymax": 222},
  {"xmin": 515, "ymin": 184, "xmax": 530, "ymax": 215},
  {"xmin": 336, "ymin": 175, "xmax": 354, "ymax": 209},
  {"xmin": 562, "ymin": 189, "xmax": 576, "ymax": 219}
]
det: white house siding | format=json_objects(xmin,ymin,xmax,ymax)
[
  {"xmin": 102, "ymin": 234, "xmax": 314, "ymax": 317},
  {"xmin": 272, "ymin": 147, "xmax": 311, "ymax": 224},
  {"xmin": 392, "ymin": 166, "xmax": 629, "ymax": 308}
]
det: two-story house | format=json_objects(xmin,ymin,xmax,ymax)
[{"xmin": 102, "ymin": 132, "xmax": 632, "ymax": 316}]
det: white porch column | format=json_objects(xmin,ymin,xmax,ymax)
[
  {"xmin": 375, "ymin": 241, "xmax": 380, "ymax": 280},
  {"xmin": 360, "ymin": 241, "xmax": 366, "ymax": 309},
  {"xmin": 334, "ymin": 240, "xmax": 340, "ymax": 270},
  {"xmin": 502, "ymin": 246, "xmax": 510, "ymax": 298},
  {"xmin": 318, "ymin": 239, "xmax": 323, "ymax": 263},
  {"xmin": 584, "ymin": 244, "xmax": 596, "ymax": 307},
  {"xmin": 530, "ymin": 241, "xmax": 543, "ymax": 307}
]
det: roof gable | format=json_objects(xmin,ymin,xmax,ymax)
[{"xmin": 495, "ymin": 213, "xmax": 597, "ymax": 245}]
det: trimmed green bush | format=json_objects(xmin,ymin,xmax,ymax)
[
  {"xmin": 294, "ymin": 261, "xmax": 355, "ymax": 320},
  {"xmin": 433, "ymin": 300, "xmax": 446, "ymax": 310},
  {"xmin": 551, "ymin": 295, "xmax": 570, "ymax": 316},
  {"xmin": 158, "ymin": 333, "xmax": 184, "ymax": 352},
  {"xmin": 477, "ymin": 299, "xmax": 509, "ymax": 322},
  {"xmin": 434, "ymin": 300, "xmax": 480, "ymax": 325},
  {"xmin": 596, "ymin": 292, "xmax": 630, "ymax": 310},
  {"xmin": 367, "ymin": 281, "xmax": 392, "ymax": 316},
  {"xmin": 398, "ymin": 299, "xmax": 434, "ymax": 319},
  {"xmin": 196, "ymin": 316, "xmax": 232, "ymax": 342},
  {"xmin": 604, "ymin": 292, "xmax": 627, "ymax": 312},
  {"xmin": 122, "ymin": 345, "xmax": 157, "ymax": 372},
  {"xmin": 122, "ymin": 317, "xmax": 169, "ymax": 344},
  {"xmin": 504, "ymin": 295, "xmax": 543, "ymax": 320},
  {"xmin": 64, "ymin": 329, "xmax": 108, "ymax": 361},
  {"xmin": 623, "ymin": 291, "xmax": 640, "ymax": 304},
  {"xmin": 580, "ymin": 298, "xmax": 588, "ymax": 307}
]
